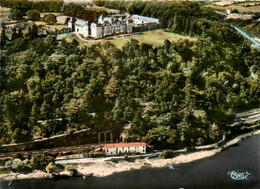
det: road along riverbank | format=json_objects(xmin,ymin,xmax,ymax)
[
  {"xmin": 1, "ymin": 129, "xmax": 259, "ymax": 181},
  {"xmin": 1, "ymin": 131, "xmax": 259, "ymax": 189}
]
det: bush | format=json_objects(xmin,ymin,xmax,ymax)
[
  {"xmin": 159, "ymin": 150, "xmax": 170, "ymax": 159},
  {"xmin": 141, "ymin": 163, "xmax": 152, "ymax": 169},
  {"xmin": 64, "ymin": 165, "xmax": 77, "ymax": 176},
  {"xmin": 14, "ymin": 153, "xmax": 25, "ymax": 160},
  {"xmin": 27, "ymin": 10, "xmax": 40, "ymax": 21},
  {"xmin": 5, "ymin": 158, "xmax": 31, "ymax": 172},
  {"xmin": 29, "ymin": 154, "xmax": 54, "ymax": 170},
  {"xmin": 88, "ymin": 151, "xmax": 104, "ymax": 157},
  {"xmin": 3, "ymin": 155, "xmax": 54, "ymax": 173},
  {"xmin": 110, "ymin": 158, "xmax": 118, "ymax": 163},
  {"xmin": 64, "ymin": 165, "xmax": 73, "ymax": 171},
  {"xmin": 46, "ymin": 162, "xmax": 55, "ymax": 173},
  {"xmin": 43, "ymin": 14, "xmax": 57, "ymax": 25}
]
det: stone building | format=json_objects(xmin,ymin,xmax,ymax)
[
  {"xmin": 68, "ymin": 14, "xmax": 160, "ymax": 39},
  {"xmin": 130, "ymin": 14, "xmax": 160, "ymax": 24},
  {"xmin": 68, "ymin": 15, "xmax": 134, "ymax": 39},
  {"xmin": 104, "ymin": 142, "xmax": 146, "ymax": 156}
]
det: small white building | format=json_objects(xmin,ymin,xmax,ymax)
[
  {"xmin": 226, "ymin": 8, "xmax": 232, "ymax": 15},
  {"xmin": 131, "ymin": 14, "xmax": 160, "ymax": 24},
  {"xmin": 104, "ymin": 142, "xmax": 146, "ymax": 156}
]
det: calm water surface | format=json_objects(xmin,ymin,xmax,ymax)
[{"xmin": 1, "ymin": 134, "xmax": 259, "ymax": 189}]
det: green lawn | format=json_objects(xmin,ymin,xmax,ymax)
[
  {"xmin": 204, "ymin": 4, "xmax": 260, "ymax": 13},
  {"xmin": 87, "ymin": 6, "xmax": 120, "ymax": 14},
  {"xmin": 34, "ymin": 21, "xmax": 67, "ymax": 30},
  {"xmin": 63, "ymin": 29, "xmax": 197, "ymax": 49}
]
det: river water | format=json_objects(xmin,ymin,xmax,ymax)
[{"xmin": 0, "ymin": 134, "xmax": 259, "ymax": 189}]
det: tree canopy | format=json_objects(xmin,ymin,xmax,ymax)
[
  {"xmin": 0, "ymin": 1, "xmax": 259, "ymax": 149},
  {"xmin": 43, "ymin": 14, "xmax": 57, "ymax": 25},
  {"xmin": 1, "ymin": 27, "xmax": 259, "ymax": 147},
  {"xmin": 27, "ymin": 10, "xmax": 40, "ymax": 21}
]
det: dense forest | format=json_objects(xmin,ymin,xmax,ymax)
[
  {"xmin": 0, "ymin": 0, "xmax": 63, "ymax": 12},
  {"xmin": 1, "ymin": 32, "xmax": 259, "ymax": 148},
  {"xmin": 0, "ymin": 1, "xmax": 260, "ymax": 149},
  {"xmin": 63, "ymin": 3, "xmax": 109, "ymax": 24},
  {"xmin": 94, "ymin": 1, "xmax": 223, "ymax": 35}
]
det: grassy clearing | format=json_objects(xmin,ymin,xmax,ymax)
[
  {"xmin": 64, "ymin": 29, "xmax": 197, "ymax": 49},
  {"xmin": 87, "ymin": 5, "xmax": 120, "ymax": 14},
  {"xmin": 204, "ymin": 4, "xmax": 260, "ymax": 13},
  {"xmin": 34, "ymin": 21, "xmax": 66, "ymax": 30}
]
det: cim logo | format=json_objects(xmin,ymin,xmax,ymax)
[{"xmin": 227, "ymin": 171, "xmax": 251, "ymax": 180}]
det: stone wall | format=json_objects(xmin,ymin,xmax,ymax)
[
  {"xmin": 0, "ymin": 130, "xmax": 98, "ymax": 153},
  {"xmin": 0, "ymin": 123, "xmax": 124, "ymax": 153}
]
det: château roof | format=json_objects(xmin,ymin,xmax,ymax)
[
  {"xmin": 131, "ymin": 14, "xmax": 159, "ymax": 23},
  {"xmin": 75, "ymin": 18, "xmax": 88, "ymax": 26}
]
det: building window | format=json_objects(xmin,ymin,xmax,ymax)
[
  {"xmin": 107, "ymin": 150, "xmax": 108, "ymax": 152},
  {"xmin": 122, "ymin": 147, "xmax": 124, "ymax": 150}
]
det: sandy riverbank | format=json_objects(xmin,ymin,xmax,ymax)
[
  {"xmin": 0, "ymin": 149, "xmax": 222, "ymax": 181},
  {"xmin": 1, "ymin": 129, "xmax": 260, "ymax": 181},
  {"xmin": 76, "ymin": 148, "xmax": 221, "ymax": 177}
]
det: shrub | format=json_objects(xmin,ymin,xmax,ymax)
[
  {"xmin": 46, "ymin": 162, "xmax": 55, "ymax": 173},
  {"xmin": 14, "ymin": 153, "xmax": 25, "ymax": 160},
  {"xmin": 29, "ymin": 154, "xmax": 54, "ymax": 170},
  {"xmin": 159, "ymin": 150, "xmax": 170, "ymax": 159},
  {"xmin": 64, "ymin": 165, "xmax": 77, "ymax": 176},
  {"xmin": 5, "ymin": 158, "xmax": 31, "ymax": 172},
  {"xmin": 43, "ymin": 14, "xmax": 57, "ymax": 25},
  {"xmin": 64, "ymin": 165, "xmax": 73, "ymax": 171},
  {"xmin": 110, "ymin": 158, "xmax": 118, "ymax": 163},
  {"xmin": 27, "ymin": 10, "xmax": 40, "ymax": 21},
  {"xmin": 141, "ymin": 164, "xmax": 151, "ymax": 169}
]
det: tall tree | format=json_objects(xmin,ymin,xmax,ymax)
[
  {"xmin": 17, "ymin": 27, "xmax": 24, "ymax": 38},
  {"xmin": 31, "ymin": 24, "xmax": 38, "ymax": 39}
]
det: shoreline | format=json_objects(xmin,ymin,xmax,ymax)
[{"xmin": 1, "ymin": 129, "xmax": 260, "ymax": 181}]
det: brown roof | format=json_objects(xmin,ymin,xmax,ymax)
[{"xmin": 104, "ymin": 142, "xmax": 146, "ymax": 149}]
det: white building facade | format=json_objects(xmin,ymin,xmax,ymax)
[
  {"xmin": 104, "ymin": 142, "xmax": 146, "ymax": 156},
  {"xmin": 131, "ymin": 14, "xmax": 160, "ymax": 24},
  {"xmin": 75, "ymin": 19, "xmax": 89, "ymax": 37},
  {"xmin": 68, "ymin": 15, "xmax": 135, "ymax": 39}
]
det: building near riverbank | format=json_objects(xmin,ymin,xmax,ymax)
[
  {"xmin": 104, "ymin": 142, "xmax": 146, "ymax": 156},
  {"xmin": 68, "ymin": 14, "xmax": 160, "ymax": 39},
  {"xmin": 68, "ymin": 14, "xmax": 134, "ymax": 39}
]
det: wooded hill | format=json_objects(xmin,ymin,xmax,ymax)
[{"xmin": 0, "ymin": 1, "xmax": 259, "ymax": 149}]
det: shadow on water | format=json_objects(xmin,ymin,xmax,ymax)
[{"xmin": 0, "ymin": 134, "xmax": 259, "ymax": 189}]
